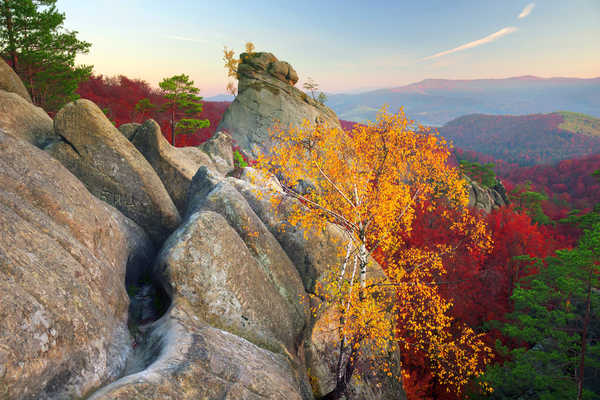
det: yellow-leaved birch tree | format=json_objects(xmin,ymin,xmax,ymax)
[{"xmin": 257, "ymin": 107, "xmax": 494, "ymax": 399}]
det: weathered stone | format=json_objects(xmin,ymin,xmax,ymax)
[
  {"xmin": 200, "ymin": 130, "xmax": 234, "ymax": 175},
  {"xmin": 89, "ymin": 299, "xmax": 311, "ymax": 400},
  {"xmin": 48, "ymin": 99, "xmax": 180, "ymax": 244},
  {"xmin": 0, "ymin": 131, "xmax": 154, "ymax": 399},
  {"xmin": 0, "ymin": 90, "xmax": 57, "ymax": 147},
  {"xmin": 218, "ymin": 52, "xmax": 341, "ymax": 158},
  {"xmin": 177, "ymin": 146, "xmax": 218, "ymax": 172},
  {"xmin": 466, "ymin": 176, "xmax": 507, "ymax": 213},
  {"xmin": 200, "ymin": 181, "xmax": 309, "ymax": 341},
  {"xmin": 184, "ymin": 166, "xmax": 223, "ymax": 217},
  {"xmin": 0, "ymin": 57, "xmax": 31, "ymax": 102},
  {"xmin": 130, "ymin": 119, "xmax": 205, "ymax": 213},
  {"xmin": 307, "ymin": 305, "xmax": 406, "ymax": 400},
  {"xmin": 229, "ymin": 172, "xmax": 349, "ymax": 291},
  {"xmin": 118, "ymin": 123, "xmax": 140, "ymax": 140},
  {"xmin": 153, "ymin": 210, "xmax": 303, "ymax": 355}
]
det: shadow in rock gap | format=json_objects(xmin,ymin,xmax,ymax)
[{"xmin": 122, "ymin": 251, "xmax": 172, "ymax": 376}]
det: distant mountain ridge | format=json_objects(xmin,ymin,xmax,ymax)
[{"xmin": 326, "ymin": 76, "xmax": 600, "ymax": 125}]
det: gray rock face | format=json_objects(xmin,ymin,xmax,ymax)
[
  {"xmin": 89, "ymin": 300, "xmax": 310, "ymax": 400},
  {"xmin": 200, "ymin": 181, "xmax": 309, "ymax": 340},
  {"xmin": 0, "ymin": 90, "xmax": 57, "ymax": 147},
  {"xmin": 46, "ymin": 99, "xmax": 181, "ymax": 244},
  {"xmin": 307, "ymin": 306, "xmax": 405, "ymax": 400},
  {"xmin": 0, "ymin": 131, "xmax": 153, "ymax": 400},
  {"xmin": 130, "ymin": 119, "xmax": 206, "ymax": 213},
  {"xmin": 0, "ymin": 57, "xmax": 32, "ymax": 102},
  {"xmin": 229, "ymin": 169, "xmax": 353, "ymax": 292},
  {"xmin": 466, "ymin": 176, "xmax": 508, "ymax": 213},
  {"xmin": 217, "ymin": 52, "xmax": 341, "ymax": 158},
  {"xmin": 118, "ymin": 122, "xmax": 141, "ymax": 140},
  {"xmin": 200, "ymin": 130, "xmax": 235, "ymax": 175},
  {"xmin": 154, "ymin": 210, "xmax": 301, "ymax": 355}
]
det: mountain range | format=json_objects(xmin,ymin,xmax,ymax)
[{"xmin": 325, "ymin": 76, "xmax": 600, "ymax": 126}]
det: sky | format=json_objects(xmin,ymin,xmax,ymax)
[{"xmin": 56, "ymin": 0, "xmax": 600, "ymax": 97}]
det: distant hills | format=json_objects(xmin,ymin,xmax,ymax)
[
  {"xmin": 439, "ymin": 112, "xmax": 600, "ymax": 167},
  {"xmin": 326, "ymin": 76, "xmax": 600, "ymax": 126}
]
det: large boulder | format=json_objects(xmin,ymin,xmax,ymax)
[
  {"xmin": 199, "ymin": 181, "xmax": 309, "ymax": 340},
  {"xmin": 89, "ymin": 299, "xmax": 311, "ymax": 400},
  {"xmin": 217, "ymin": 52, "xmax": 341, "ymax": 158},
  {"xmin": 229, "ymin": 169, "xmax": 353, "ymax": 292},
  {"xmin": 0, "ymin": 131, "xmax": 154, "ymax": 399},
  {"xmin": 0, "ymin": 90, "xmax": 57, "ymax": 147},
  {"xmin": 200, "ymin": 130, "xmax": 235, "ymax": 175},
  {"xmin": 130, "ymin": 119, "xmax": 208, "ymax": 213},
  {"xmin": 0, "ymin": 57, "xmax": 32, "ymax": 102},
  {"xmin": 46, "ymin": 99, "xmax": 181, "ymax": 244},
  {"xmin": 118, "ymin": 122, "xmax": 141, "ymax": 140},
  {"xmin": 153, "ymin": 210, "xmax": 302, "ymax": 355}
]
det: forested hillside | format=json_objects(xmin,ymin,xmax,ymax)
[{"xmin": 440, "ymin": 112, "xmax": 600, "ymax": 166}]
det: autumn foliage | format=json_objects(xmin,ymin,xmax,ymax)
[
  {"xmin": 439, "ymin": 113, "xmax": 600, "ymax": 167},
  {"xmin": 397, "ymin": 204, "xmax": 564, "ymax": 399},
  {"xmin": 76, "ymin": 74, "xmax": 227, "ymax": 146},
  {"xmin": 257, "ymin": 107, "xmax": 494, "ymax": 398}
]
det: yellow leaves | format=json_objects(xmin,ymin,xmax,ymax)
[{"xmin": 255, "ymin": 106, "xmax": 493, "ymax": 393}]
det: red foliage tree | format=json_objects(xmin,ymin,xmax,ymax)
[{"xmin": 397, "ymin": 204, "xmax": 564, "ymax": 399}]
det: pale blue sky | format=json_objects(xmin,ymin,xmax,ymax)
[{"xmin": 56, "ymin": 0, "xmax": 600, "ymax": 96}]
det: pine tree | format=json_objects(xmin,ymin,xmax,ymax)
[
  {"xmin": 0, "ymin": 0, "xmax": 92, "ymax": 112},
  {"xmin": 158, "ymin": 74, "xmax": 209, "ymax": 145},
  {"xmin": 478, "ymin": 223, "xmax": 600, "ymax": 399}
]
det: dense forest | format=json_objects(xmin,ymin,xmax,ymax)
[{"xmin": 440, "ymin": 113, "xmax": 600, "ymax": 166}]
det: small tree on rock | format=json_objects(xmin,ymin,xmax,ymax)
[
  {"xmin": 222, "ymin": 41, "xmax": 255, "ymax": 95},
  {"xmin": 158, "ymin": 74, "xmax": 209, "ymax": 145},
  {"xmin": 303, "ymin": 76, "xmax": 327, "ymax": 105}
]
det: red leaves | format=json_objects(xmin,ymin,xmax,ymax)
[
  {"xmin": 77, "ymin": 74, "xmax": 231, "ymax": 147},
  {"xmin": 399, "ymin": 205, "xmax": 564, "ymax": 399}
]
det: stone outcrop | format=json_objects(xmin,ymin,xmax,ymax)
[
  {"xmin": 200, "ymin": 130, "xmax": 235, "ymax": 175},
  {"xmin": 130, "ymin": 119, "xmax": 209, "ymax": 213},
  {"xmin": 0, "ymin": 131, "xmax": 154, "ymax": 399},
  {"xmin": 89, "ymin": 300, "xmax": 310, "ymax": 400},
  {"xmin": 466, "ymin": 176, "xmax": 508, "ymax": 213},
  {"xmin": 0, "ymin": 57, "xmax": 32, "ymax": 102},
  {"xmin": 118, "ymin": 122, "xmax": 140, "ymax": 140},
  {"xmin": 0, "ymin": 60, "xmax": 56, "ymax": 147},
  {"xmin": 0, "ymin": 90, "xmax": 57, "ymax": 147},
  {"xmin": 217, "ymin": 52, "xmax": 341, "ymax": 158},
  {"xmin": 154, "ymin": 209, "xmax": 303, "ymax": 356},
  {"xmin": 45, "ymin": 99, "xmax": 180, "ymax": 244}
]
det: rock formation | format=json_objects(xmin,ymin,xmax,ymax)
[
  {"xmin": 118, "ymin": 122, "xmax": 141, "ymax": 140},
  {"xmin": 45, "ymin": 99, "xmax": 181, "ymax": 244},
  {"xmin": 0, "ymin": 90, "xmax": 57, "ymax": 148},
  {"xmin": 129, "ymin": 119, "xmax": 214, "ymax": 213},
  {"xmin": 0, "ymin": 130, "xmax": 154, "ymax": 399},
  {"xmin": 0, "ymin": 57, "xmax": 32, "ymax": 102},
  {"xmin": 466, "ymin": 176, "xmax": 508, "ymax": 213},
  {"xmin": 217, "ymin": 52, "xmax": 341, "ymax": 158},
  {"xmin": 88, "ymin": 300, "xmax": 310, "ymax": 400},
  {"xmin": 0, "ymin": 52, "xmax": 414, "ymax": 399}
]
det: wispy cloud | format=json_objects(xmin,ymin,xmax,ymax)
[
  {"xmin": 518, "ymin": 3, "xmax": 535, "ymax": 19},
  {"xmin": 164, "ymin": 35, "xmax": 208, "ymax": 43},
  {"xmin": 423, "ymin": 27, "xmax": 518, "ymax": 60}
]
